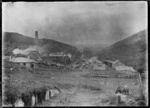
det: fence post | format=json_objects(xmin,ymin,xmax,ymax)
[{"xmin": 117, "ymin": 95, "xmax": 121, "ymax": 106}]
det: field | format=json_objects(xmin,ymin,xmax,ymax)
[{"xmin": 3, "ymin": 63, "xmax": 146, "ymax": 106}]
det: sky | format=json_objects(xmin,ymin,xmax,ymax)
[{"xmin": 2, "ymin": 2, "xmax": 147, "ymax": 47}]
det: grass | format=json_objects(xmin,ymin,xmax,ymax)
[{"xmin": 3, "ymin": 60, "xmax": 147, "ymax": 106}]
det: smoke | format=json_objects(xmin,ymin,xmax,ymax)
[
  {"xmin": 12, "ymin": 44, "xmax": 52, "ymax": 55},
  {"xmin": 13, "ymin": 46, "xmax": 38, "ymax": 55},
  {"xmin": 3, "ymin": 2, "xmax": 147, "ymax": 47}
]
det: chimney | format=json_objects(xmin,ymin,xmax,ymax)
[
  {"xmin": 35, "ymin": 31, "xmax": 38, "ymax": 45},
  {"xmin": 35, "ymin": 31, "xmax": 38, "ymax": 39}
]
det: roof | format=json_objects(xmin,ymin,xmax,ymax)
[
  {"xmin": 103, "ymin": 60, "xmax": 122, "ymax": 64},
  {"xmin": 115, "ymin": 66, "xmax": 135, "ymax": 72},
  {"xmin": 89, "ymin": 56, "xmax": 98, "ymax": 60},
  {"xmin": 113, "ymin": 60, "xmax": 120, "ymax": 64},
  {"xmin": 10, "ymin": 57, "xmax": 36, "ymax": 63},
  {"xmin": 96, "ymin": 60, "xmax": 102, "ymax": 64},
  {"xmin": 49, "ymin": 52, "xmax": 64, "ymax": 56},
  {"xmin": 103, "ymin": 60, "xmax": 114, "ymax": 63}
]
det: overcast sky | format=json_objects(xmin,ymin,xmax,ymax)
[{"xmin": 3, "ymin": 2, "xmax": 147, "ymax": 47}]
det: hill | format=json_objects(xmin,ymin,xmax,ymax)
[
  {"xmin": 77, "ymin": 45, "xmax": 108, "ymax": 59},
  {"xmin": 3, "ymin": 32, "xmax": 81, "ymax": 59},
  {"xmin": 95, "ymin": 29, "xmax": 147, "ymax": 71}
]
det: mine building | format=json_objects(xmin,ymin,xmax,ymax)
[{"xmin": 9, "ymin": 56, "xmax": 37, "ymax": 68}]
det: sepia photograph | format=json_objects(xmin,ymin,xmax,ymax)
[{"xmin": 2, "ymin": 1, "xmax": 148, "ymax": 107}]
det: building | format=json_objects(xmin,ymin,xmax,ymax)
[
  {"xmin": 48, "ymin": 52, "xmax": 72, "ymax": 64},
  {"xmin": 49, "ymin": 52, "xmax": 72, "ymax": 58},
  {"xmin": 103, "ymin": 60, "xmax": 124, "ymax": 69},
  {"xmin": 103, "ymin": 60, "xmax": 114, "ymax": 68},
  {"xmin": 49, "ymin": 52, "xmax": 64, "ymax": 57},
  {"xmin": 3, "ymin": 55, "xmax": 10, "ymax": 61},
  {"xmin": 115, "ymin": 66, "xmax": 136, "ymax": 73},
  {"xmin": 9, "ymin": 56, "xmax": 37, "ymax": 68},
  {"xmin": 27, "ymin": 51, "xmax": 40, "ymax": 60}
]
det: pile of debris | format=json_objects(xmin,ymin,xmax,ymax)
[{"xmin": 70, "ymin": 56, "xmax": 106, "ymax": 71}]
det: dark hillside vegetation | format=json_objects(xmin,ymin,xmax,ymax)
[
  {"xmin": 96, "ymin": 30, "xmax": 147, "ymax": 71},
  {"xmin": 3, "ymin": 32, "xmax": 81, "ymax": 60}
]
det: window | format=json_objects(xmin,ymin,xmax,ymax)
[{"xmin": 23, "ymin": 63, "xmax": 26, "ymax": 66}]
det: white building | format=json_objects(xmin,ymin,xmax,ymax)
[{"xmin": 9, "ymin": 56, "xmax": 37, "ymax": 68}]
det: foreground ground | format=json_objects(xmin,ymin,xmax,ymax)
[{"xmin": 3, "ymin": 66, "xmax": 146, "ymax": 106}]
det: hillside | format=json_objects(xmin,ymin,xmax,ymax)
[
  {"xmin": 96, "ymin": 29, "xmax": 147, "ymax": 71},
  {"xmin": 3, "ymin": 32, "xmax": 81, "ymax": 59},
  {"xmin": 78, "ymin": 45, "xmax": 108, "ymax": 59}
]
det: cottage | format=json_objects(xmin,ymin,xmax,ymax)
[
  {"xmin": 9, "ymin": 56, "xmax": 37, "ymax": 68},
  {"xmin": 103, "ymin": 60, "xmax": 124, "ymax": 69},
  {"xmin": 103, "ymin": 60, "xmax": 114, "ymax": 68}
]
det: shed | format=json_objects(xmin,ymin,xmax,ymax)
[
  {"xmin": 115, "ymin": 66, "xmax": 136, "ymax": 73},
  {"xmin": 103, "ymin": 60, "xmax": 114, "ymax": 68},
  {"xmin": 103, "ymin": 60, "xmax": 125, "ymax": 69}
]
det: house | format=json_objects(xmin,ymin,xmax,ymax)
[
  {"xmin": 103, "ymin": 60, "xmax": 114, "ymax": 68},
  {"xmin": 103, "ymin": 60, "xmax": 124, "ymax": 69},
  {"xmin": 9, "ymin": 56, "xmax": 37, "ymax": 68}
]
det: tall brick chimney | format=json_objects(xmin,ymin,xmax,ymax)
[{"xmin": 35, "ymin": 31, "xmax": 38, "ymax": 45}]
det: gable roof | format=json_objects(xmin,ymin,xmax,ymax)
[
  {"xmin": 103, "ymin": 60, "xmax": 123, "ymax": 65},
  {"xmin": 103, "ymin": 60, "xmax": 114, "ymax": 63}
]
